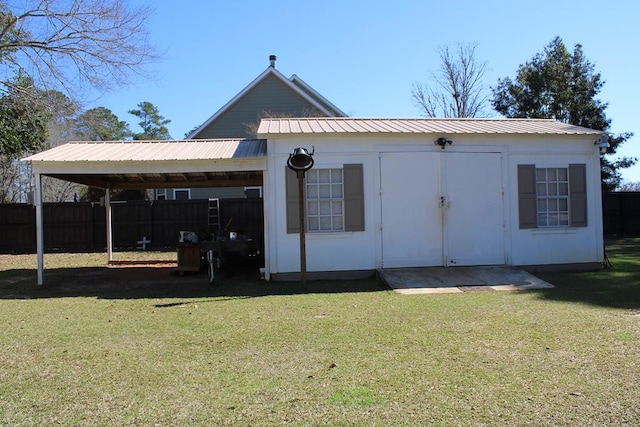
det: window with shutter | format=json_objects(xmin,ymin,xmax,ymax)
[
  {"xmin": 285, "ymin": 163, "xmax": 364, "ymax": 234},
  {"xmin": 518, "ymin": 163, "xmax": 587, "ymax": 229}
]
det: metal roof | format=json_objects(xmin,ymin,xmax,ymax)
[
  {"xmin": 22, "ymin": 139, "xmax": 267, "ymax": 190},
  {"xmin": 23, "ymin": 139, "xmax": 266, "ymax": 163},
  {"xmin": 257, "ymin": 118, "xmax": 603, "ymax": 136}
]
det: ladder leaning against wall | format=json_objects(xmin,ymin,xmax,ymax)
[{"xmin": 208, "ymin": 198, "xmax": 220, "ymax": 235}]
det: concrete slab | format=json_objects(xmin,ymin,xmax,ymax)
[{"xmin": 378, "ymin": 266, "xmax": 553, "ymax": 295}]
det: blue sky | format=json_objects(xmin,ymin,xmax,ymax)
[{"xmin": 87, "ymin": 0, "xmax": 640, "ymax": 182}]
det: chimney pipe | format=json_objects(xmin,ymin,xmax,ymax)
[{"xmin": 269, "ymin": 55, "xmax": 276, "ymax": 68}]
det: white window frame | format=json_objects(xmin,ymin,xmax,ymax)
[
  {"xmin": 536, "ymin": 167, "xmax": 569, "ymax": 227},
  {"xmin": 244, "ymin": 186, "xmax": 263, "ymax": 198},
  {"xmin": 173, "ymin": 188, "xmax": 191, "ymax": 201},
  {"xmin": 156, "ymin": 189, "xmax": 167, "ymax": 200},
  {"xmin": 306, "ymin": 167, "xmax": 344, "ymax": 232}
]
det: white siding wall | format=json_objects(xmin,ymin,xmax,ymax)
[{"xmin": 264, "ymin": 133, "xmax": 604, "ymax": 277}]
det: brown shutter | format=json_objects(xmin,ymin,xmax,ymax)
[
  {"xmin": 569, "ymin": 163, "xmax": 587, "ymax": 227},
  {"xmin": 343, "ymin": 164, "xmax": 365, "ymax": 232},
  {"xmin": 518, "ymin": 164, "xmax": 537, "ymax": 229},
  {"xmin": 285, "ymin": 167, "xmax": 299, "ymax": 233}
]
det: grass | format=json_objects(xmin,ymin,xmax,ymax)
[{"xmin": 0, "ymin": 241, "xmax": 639, "ymax": 426}]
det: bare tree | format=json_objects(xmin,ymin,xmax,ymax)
[
  {"xmin": 0, "ymin": 155, "xmax": 23, "ymax": 202},
  {"xmin": 412, "ymin": 42, "xmax": 488, "ymax": 118},
  {"xmin": 243, "ymin": 108, "xmax": 325, "ymax": 137},
  {"xmin": 39, "ymin": 90, "xmax": 82, "ymax": 202},
  {"xmin": 617, "ymin": 181, "xmax": 640, "ymax": 192},
  {"xmin": 0, "ymin": 0, "xmax": 157, "ymax": 95}
]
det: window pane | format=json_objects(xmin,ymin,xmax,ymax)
[
  {"xmin": 548, "ymin": 184, "xmax": 557, "ymax": 196},
  {"xmin": 319, "ymin": 184, "xmax": 331, "ymax": 198},
  {"xmin": 538, "ymin": 199, "xmax": 547, "ymax": 211},
  {"xmin": 559, "ymin": 183, "xmax": 568, "ymax": 195},
  {"xmin": 332, "ymin": 216, "xmax": 343, "ymax": 230},
  {"xmin": 538, "ymin": 214, "xmax": 548, "ymax": 227},
  {"xmin": 307, "ymin": 170, "xmax": 318, "ymax": 183},
  {"xmin": 536, "ymin": 169, "xmax": 546, "ymax": 181},
  {"xmin": 319, "ymin": 201, "xmax": 331, "ymax": 215},
  {"xmin": 320, "ymin": 216, "xmax": 332, "ymax": 230},
  {"xmin": 558, "ymin": 213, "xmax": 569, "ymax": 225},
  {"xmin": 559, "ymin": 199, "xmax": 568, "ymax": 211},
  {"xmin": 307, "ymin": 185, "xmax": 318, "ymax": 199},
  {"xmin": 318, "ymin": 169, "xmax": 330, "ymax": 183},
  {"xmin": 537, "ymin": 183, "xmax": 547, "ymax": 196},
  {"xmin": 331, "ymin": 169, "xmax": 343, "ymax": 183},
  {"xmin": 332, "ymin": 201, "xmax": 343, "ymax": 214},
  {"xmin": 548, "ymin": 168, "xmax": 557, "ymax": 180},
  {"xmin": 307, "ymin": 201, "xmax": 318, "ymax": 215},
  {"xmin": 332, "ymin": 184, "xmax": 343, "ymax": 198},
  {"xmin": 548, "ymin": 198, "xmax": 558, "ymax": 211},
  {"xmin": 558, "ymin": 168, "xmax": 568, "ymax": 181},
  {"xmin": 308, "ymin": 217, "xmax": 319, "ymax": 231}
]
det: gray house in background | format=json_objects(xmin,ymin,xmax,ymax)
[{"xmin": 155, "ymin": 55, "xmax": 346, "ymax": 201}]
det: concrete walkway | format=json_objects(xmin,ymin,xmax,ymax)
[{"xmin": 378, "ymin": 265, "xmax": 554, "ymax": 295}]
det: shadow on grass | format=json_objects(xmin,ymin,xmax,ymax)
[
  {"xmin": 532, "ymin": 237, "xmax": 640, "ymax": 310},
  {"xmin": 0, "ymin": 265, "xmax": 389, "ymax": 300}
]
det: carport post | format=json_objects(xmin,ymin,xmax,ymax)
[
  {"xmin": 105, "ymin": 185, "xmax": 113, "ymax": 262},
  {"xmin": 34, "ymin": 173, "xmax": 44, "ymax": 286}
]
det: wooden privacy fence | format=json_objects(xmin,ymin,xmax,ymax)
[
  {"xmin": 602, "ymin": 192, "xmax": 640, "ymax": 235},
  {"xmin": 0, "ymin": 199, "xmax": 264, "ymax": 254},
  {"xmin": 1, "ymin": 193, "xmax": 636, "ymax": 254}
]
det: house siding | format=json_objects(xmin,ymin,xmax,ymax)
[{"xmin": 195, "ymin": 74, "xmax": 329, "ymax": 139}]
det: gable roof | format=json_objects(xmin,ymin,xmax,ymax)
[
  {"xmin": 257, "ymin": 117, "xmax": 604, "ymax": 136},
  {"xmin": 188, "ymin": 63, "xmax": 346, "ymax": 138}
]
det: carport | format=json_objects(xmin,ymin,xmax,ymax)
[{"xmin": 22, "ymin": 138, "xmax": 267, "ymax": 285}]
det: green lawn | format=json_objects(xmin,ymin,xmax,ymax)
[{"xmin": 0, "ymin": 241, "xmax": 639, "ymax": 426}]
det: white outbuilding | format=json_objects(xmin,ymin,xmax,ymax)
[
  {"xmin": 257, "ymin": 117, "xmax": 606, "ymax": 280},
  {"xmin": 24, "ymin": 117, "xmax": 607, "ymax": 284}
]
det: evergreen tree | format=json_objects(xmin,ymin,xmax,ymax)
[
  {"xmin": 0, "ymin": 73, "xmax": 48, "ymax": 158},
  {"xmin": 128, "ymin": 101, "xmax": 171, "ymax": 140},
  {"xmin": 491, "ymin": 36, "xmax": 634, "ymax": 190},
  {"xmin": 75, "ymin": 107, "xmax": 131, "ymax": 141}
]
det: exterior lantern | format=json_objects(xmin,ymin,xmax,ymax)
[{"xmin": 287, "ymin": 147, "xmax": 314, "ymax": 172}]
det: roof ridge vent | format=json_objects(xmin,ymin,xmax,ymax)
[{"xmin": 269, "ymin": 54, "xmax": 276, "ymax": 68}]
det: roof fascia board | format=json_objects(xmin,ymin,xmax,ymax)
[
  {"xmin": 28, "ymin": 157, "xmax": 268, "ymax": 175},
  {"xmin": 289, "ymin": 74, "xmax": 347, "ymax": 117},
  {"xmin": 188, "ymin": 67, "xmax": 336, "ymax": 138}
]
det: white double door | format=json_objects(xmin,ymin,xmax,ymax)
[{"xmin": 380, "ymin": 151, "xmax": 505, "ymax": 268}]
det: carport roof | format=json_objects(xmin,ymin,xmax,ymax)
[
  {"xmin": 22, "ymin": 138, "xmax": 267, "ymax": 189},
  {"xmin": 24, "ymin": 138, "xmax": 266, "ymax": 162}
]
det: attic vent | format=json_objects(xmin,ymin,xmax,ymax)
[{"xmin": 269, "ymin": 55, "xmax": 276, "ymax": 68}]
